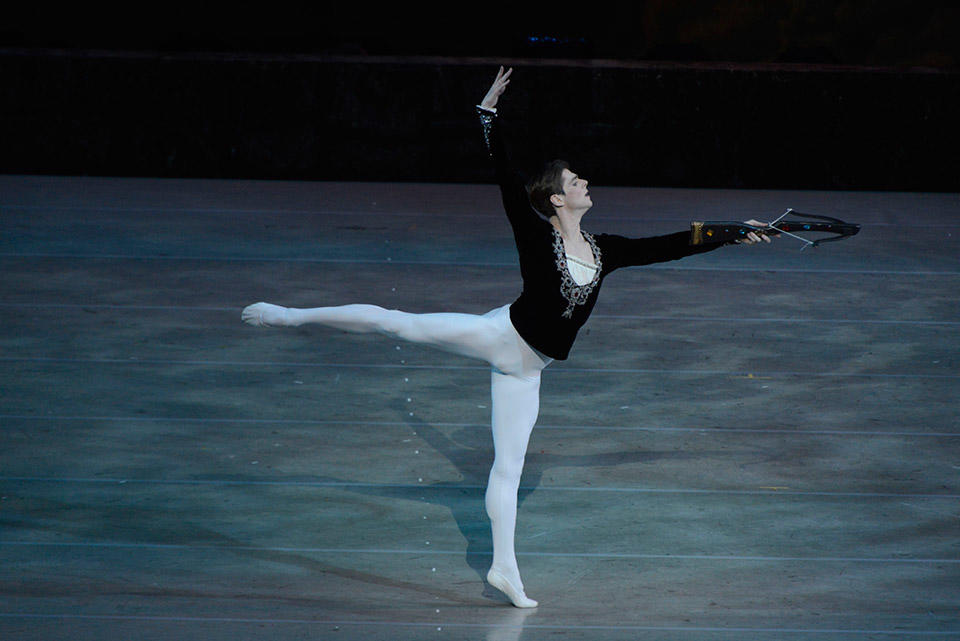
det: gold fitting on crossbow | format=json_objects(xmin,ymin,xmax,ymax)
[{"xmin": 691, "ymin": 221, "xmax": 704, "ymax": 245}]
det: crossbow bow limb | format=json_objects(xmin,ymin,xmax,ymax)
[{"xmin": 690, "ymin": 209, "xmax": 861, "ymax": 250}]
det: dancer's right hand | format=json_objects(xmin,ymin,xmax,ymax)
[{"xmin": 480, "ymin": 66, "xmax": 512, "ymax": 110}]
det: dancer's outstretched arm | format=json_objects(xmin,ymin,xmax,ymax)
[{"xmin": 598, "ymin": 219, "xmax": 775, "ymax": 272}]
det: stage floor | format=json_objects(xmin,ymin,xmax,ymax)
[{"xmin": 1, "ymin": 175, "xmax": 958, "ymax": 640}]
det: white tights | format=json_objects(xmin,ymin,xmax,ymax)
[{"xmin": 242, "ymin": 301, "xmax": 550, "ymax": 605}]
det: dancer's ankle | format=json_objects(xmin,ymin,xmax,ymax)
[{"xmin": 283, "ymin": 307, "xmax": 304, "ymax": 327}]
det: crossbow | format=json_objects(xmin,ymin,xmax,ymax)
[{"xmin": 690, "ymin": 209, "xmax": 861, "ymax": 250}]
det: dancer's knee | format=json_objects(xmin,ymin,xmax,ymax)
[
  {"xmin": 375, "ymin": 308, "xmax": 413, "ymax": 340},
  {"xmin": 489, "ymin": 456, "xmax": 525, "ymax": 487}
]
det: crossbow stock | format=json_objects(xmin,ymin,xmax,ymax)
[{"xmin": 690, "ymin": 209, "xmax": 861, "ymax": 250}]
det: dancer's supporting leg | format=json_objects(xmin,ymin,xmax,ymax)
[
  {"xmin": 485, "ymin": 369, "xmax": 542, "ymax": 608},
  {"xmin": 242, "ymin": 301, "xmax": 547, "ymax": 607}
]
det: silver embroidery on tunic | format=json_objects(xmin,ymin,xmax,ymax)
[
  {"xmin": 478, "ymin": 111, "xmax": 494, "ymax": 158},
  {"xmin": 552, "ymin": 228, "xmax": 603, "ymax": 318}
]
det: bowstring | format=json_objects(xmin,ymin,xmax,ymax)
[{"xmin": 764, "ymin": 208, "xmax": 816, "ymax": 250}]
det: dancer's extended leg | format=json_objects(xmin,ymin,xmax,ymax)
[
  {"xmin": 242, "ymin": 302, "xmax": 514, "ymax": 365},
  {"xmin": 485, "ymin": 369, "xmax": 542, "ymax": 608}
]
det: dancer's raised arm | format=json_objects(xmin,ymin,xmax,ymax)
[{"xmin": 476, "ymin": 68, "xmax": 542, "ymax": 229}]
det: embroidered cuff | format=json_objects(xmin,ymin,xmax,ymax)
[{"xmin": 477, "ymin": 106, "xmax": 496, "ymax": 156}]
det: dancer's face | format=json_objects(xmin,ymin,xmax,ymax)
[{"xmin": 558, "ymin": 168, "xmax": 592, "ymax": 213}]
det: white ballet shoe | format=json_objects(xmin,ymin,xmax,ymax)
[
  {"xmin": 241, "ymin": 302, "xmax": 289, "ymax": 327},
  {"xmin": 487, "ymin": 568, "xmax": 538, "ymax": 608}
]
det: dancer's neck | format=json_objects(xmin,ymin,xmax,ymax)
[{"xmin": 550, "ymin": 215, "xmax": 583, "ymax": 243}]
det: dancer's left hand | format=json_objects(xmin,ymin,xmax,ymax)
[{"xmin": 738, "ymin": 219, "xmax": 777, "ymax": 244}]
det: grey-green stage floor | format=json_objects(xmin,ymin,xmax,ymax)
[{"xmin": 1, "ymin": 175, "xmax": 958, "ymax": 640}]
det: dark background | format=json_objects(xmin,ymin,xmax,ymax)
[{"xmin": 2, "ymin": 2, "xmax": 958, "ymax": 190}]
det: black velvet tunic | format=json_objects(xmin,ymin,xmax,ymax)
[{"xmin": 479, "ymin": 107, "xmax": 727, "ymax": 360}]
